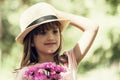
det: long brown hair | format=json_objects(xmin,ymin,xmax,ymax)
[{"xmin": 20, "ymin": 21, "xmax": 63, "ymax": 68}]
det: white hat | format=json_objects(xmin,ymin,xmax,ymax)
[{"xmin": 16, "ymin": 2, "xmax": 70, "ymax": 45}]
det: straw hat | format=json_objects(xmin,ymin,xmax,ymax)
[{"xmin": 16, "ymin": 2, "xmax": 70, "ymax": 45}]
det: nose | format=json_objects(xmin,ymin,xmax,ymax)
[{"xmin": 47, "ymin": 32, "xmax": 54, "ymax": 41}]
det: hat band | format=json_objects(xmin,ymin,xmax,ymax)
[{"xmin": 27, "ymin": 15, "xmax": 58, "ymax": 28}]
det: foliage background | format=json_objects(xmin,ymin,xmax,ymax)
[{"xmin": 0, "ymin": 0, "xmax": 120, "ymax": 80}]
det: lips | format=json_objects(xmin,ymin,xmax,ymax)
[{"xmin": 44, "ymin": 42, "xmax": 56, "ymax": 45}]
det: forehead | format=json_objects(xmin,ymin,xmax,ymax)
[
  {"xmin": 29, "ymin": 21, "xmax": 61, "ymax": 35},
  {"xmin": 34, "ymin": 21, "xmax": 61, "ymax": 31}
]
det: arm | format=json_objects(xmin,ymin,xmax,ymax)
[{"xmin": 57, "ymin": 11, "xmax": 99, "ymax": 64}]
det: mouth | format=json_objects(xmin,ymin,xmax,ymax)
[{"xmin": 44, "ymin": 42, "xmax": 56, "ymax": 45}]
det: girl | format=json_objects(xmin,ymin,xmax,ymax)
[{"xmin": 16, "ymin": 2, "xmax": 99, "ymax": 80}]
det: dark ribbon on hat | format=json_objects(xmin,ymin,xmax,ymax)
[{"xmin": 27, "ymin": 15, "xmax": 58, "ymax": 28}]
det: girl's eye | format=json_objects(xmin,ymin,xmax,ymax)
[
  {"xmin": 39, "ymin": 31, "xmax": 46, "ymax": 35},
  {"xmin": 53, "ymin": 29, "xmax": 58, "ymax": 34}
]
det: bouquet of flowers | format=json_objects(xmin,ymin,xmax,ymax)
[{"xmin": 24, "ymin": 62, "xmax": 66, "ymax": 80}]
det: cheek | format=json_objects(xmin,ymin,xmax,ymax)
[
  {"xmin": 33, "ymin": 40, "xmax": 44, "ymax": 53},
  {"xmin": 33, "ymin": 36, "xmax": 43, "ymax": 46}
]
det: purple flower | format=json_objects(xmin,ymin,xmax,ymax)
[{"xmin": 24, "ymin": 62, "xmax": 66, "ymax": 80}]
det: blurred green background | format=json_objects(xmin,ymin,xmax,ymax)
[{"xmin": 0, "ymin": 0, "xmax": 120, "ymax": 80}]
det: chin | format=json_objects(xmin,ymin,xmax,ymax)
[{"xmin": 46, "ymin": 50, "xmax": 56, "ymax": 54}]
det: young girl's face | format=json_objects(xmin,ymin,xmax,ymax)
[{"xmin": 32, "ymin": 22, "xmax": 61, "ymax": 55}]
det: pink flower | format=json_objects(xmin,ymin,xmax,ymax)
[{"xmin": 24, "ymin": 62, "xmax": 66, "ymax": 80}]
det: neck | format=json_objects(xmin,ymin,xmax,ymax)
[{"xmin": 38, "ymin": 53, "xmax": 55, "ymax": 63}]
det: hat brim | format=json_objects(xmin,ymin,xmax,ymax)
[{"xmin": 16, "ymin": 19, "xmax": 70, "ymax": 45}]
